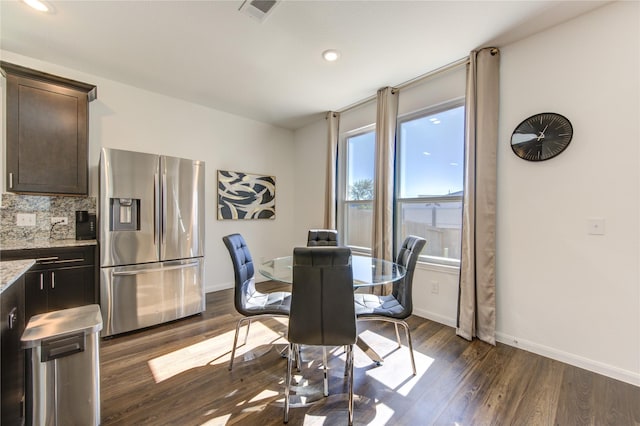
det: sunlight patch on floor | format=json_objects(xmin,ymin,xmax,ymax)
[
  {"xmin": 366, "ymin": 401, "xmax": 396, "ymax": 425},
  {"xmin": 147, "ymin": 321, "xmax": 286, "ymax": 383},
  {"xmin": 248, "ymin": 389, "xmax": 279, "ymax": 404},
  {"xmin": 357, "ymin": 329, "xmax": 434, "ymax": 396},
  {"xmin": 198, "ymin": 413, "xmax": 232, "ymax": 425}
]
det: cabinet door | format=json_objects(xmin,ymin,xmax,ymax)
[
  {"xmin": 25, "ymin": 271, "xmax": 48, "ymax": 321},
  {"xmin": 47, "ymin": 266, "xmax": 94, "ymax": 312},
  {"xmin": 1, "ymin": 275, "xmax": 25, "ymax": 426},
  {"xmin": 5, "ymin": 73, "xmax": 88, "ymax": 195}
]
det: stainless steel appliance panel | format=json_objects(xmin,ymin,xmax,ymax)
[
  {"xmin": 27, "ymin": 332, "xmax": 101, "ymax": 426},
  {"xmin": 100, "ymin": 259, "xmax": 205, "ymax": 336},
  {"xmin": 22, "ymin": 305, "xmax": 102, "ymax": 426},
  {"xmin": 100, "ymin": 148, "xmax": 160, "ymax": 267},
  {"xmin": 161, "ymin": 155, "xmax": 205, "ymax": 261}
]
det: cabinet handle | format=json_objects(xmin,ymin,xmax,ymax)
[
  {"xmin": 51, "ymin": 271, "xmax": 55, "ymax": 289},
  {"xmin": 40, "ymin": 273, "xmax": 44, "ymax": 290},
  {"xmin": 51, "ymin": 258, "xmax": 85, "ymax": 264},
  {"xmin": 9, "ymin": 172, "xmax": 14, "ymax": 189},
  {"xmin": 36, "ymin": 257, "xmax": 59, "ymax": 263},
  {"xmin": 8, "ymin": 307, "xmax": 17, "ymax": 329}
]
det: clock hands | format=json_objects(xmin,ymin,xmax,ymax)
[{"xmin": 537, "ymin": 124, "xmax": 549, "ymax": 141}]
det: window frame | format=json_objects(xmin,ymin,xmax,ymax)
[
  {"xmin": 337, "ymin": 124, "xmax": 376, "ymax": 256},
  {"xmin": 395, "ymin": 98, "xmax": 465, "ymax": 267}
]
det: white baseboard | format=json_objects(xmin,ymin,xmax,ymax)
[
  {"xmin": 410, "ymin": 310, "xmax": 640, "ymax": 387},
  {"xmin": 205, "ymin": 282, "xmax": 232, "ymax": 294},
  {"xmin": 495, "ymin": 331, "xmax": 640, "ymax": 387},
  {"xmin": 412, "ymin": 308, "xmax": 457, "ymax": 328}
]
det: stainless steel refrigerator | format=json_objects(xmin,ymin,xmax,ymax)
[{"xmin": 99, "ymin": 148, "xmax": 205, "ymax": 337}]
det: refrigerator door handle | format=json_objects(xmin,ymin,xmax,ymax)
[
  {"xmin": 154, "ymin": 172, "xmax": 160, "ymax": 249},
  {"xmin": 111, "ymin": 260, "xmax": 200, "ymax": 276},
  {"xmin": 162, "ymin": 172, "xmax": 167, "ymax": 249}
]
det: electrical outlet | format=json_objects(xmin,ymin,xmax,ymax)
[
  {"xmin": 587, "ymin": 217, "xmax": 605, "ymax": 235},
  {"xmin": 431, "ymin": 280, "xmax": 439, "ymax": 294},
  {"xmin": 17, "ymin": 213, "xmax": 36, "ymax": 227},
  {"xmin": 51, "ymin": 216, "xmax": 68, "ymax": 225}
]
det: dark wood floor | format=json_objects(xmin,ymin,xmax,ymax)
[{"xmin": 100, "ymin": 283, "xmax": 640, "ymax": 425}]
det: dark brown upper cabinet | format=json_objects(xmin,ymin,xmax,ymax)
[{"xmin": 1, "ymin": 62, "xmax": 97, "ymax": 196}]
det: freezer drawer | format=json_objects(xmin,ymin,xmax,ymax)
[{"xmin": 100, "ymin": 259, "xmax": 204, "ymax": 337}]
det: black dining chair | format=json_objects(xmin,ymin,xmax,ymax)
[
  {"xmin": 222, "ymin": 233, "xmax": 291, "ymax": 371},
  {"xmin": 353, "ymin": 235, "xmax": 426, "ymax": 375},
  {"xmin": 307, "ymin": 229, "xmax": 339, "ymax": 246},
  {"xmin": 284, "ymin": 247, "xmax": 357, "ymax": 425}
]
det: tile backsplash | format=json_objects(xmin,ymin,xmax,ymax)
[{"xmin": 0, "ymin": 193, "xmax": 96, "ymax": 242}]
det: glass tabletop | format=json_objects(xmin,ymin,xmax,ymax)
[{"xmin": 258, "ymin": 254, "xmax": 406, "ymax": 287}]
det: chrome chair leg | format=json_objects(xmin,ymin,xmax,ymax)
[
  {"xmin": 344, "ymin": 344, "xmax": 353, "ymax": 377},
  {"xmin": 229, "ymin": 317, "xmax": 246, "ymax": 371},
  {"xmin": 284, "ymin": 343, "xmax": 293, "ymax": 423},
  {"xmin": 400, "ymin": 321, "xmax": 417, "ymax": 375},
  {"xmin": 347, "ymin": 345, "xmax": 354, "ymax": 426},
  {"xmin": 243, "ymin": 319, "xmax": 251, "ymax": 345},
  {"xmin": 322, "ymin": 347, "xmax": 329, "ymax": 397},
  {"xmin": 394, "ymin": 323, "xmax": 401, "ymax": 348}
]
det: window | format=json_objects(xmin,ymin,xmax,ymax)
[
  {"xmin": 337, "ymin": 99, "xmax": 465, "ymax": 266},
  {"xmin": 338, "ymin": 127, "xmax": 375, "ymax": 253},
  {"xmin": 396, "ymin": 100, "xmax": 465, "ymax": 266}
]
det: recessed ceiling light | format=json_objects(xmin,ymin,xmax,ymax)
[
  {"xmin": 23, "ymin": 0, "xmax": 49, "ymax": 12},
  {"xmin": 322, "ymin": 49, "xmax": 341, "ymax": 62}
]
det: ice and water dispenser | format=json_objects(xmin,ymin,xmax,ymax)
[{"xmin": 109, "ymin": 198, "xmax": 140, "ymax": 231}]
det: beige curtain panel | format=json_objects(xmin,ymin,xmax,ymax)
[
  {"xmin": 324, "ymin": 111, "xmax": 340, "ymax": 229},
  {"xmin": 372, "ymin": 87, "xmax": 399, "ymax": 295},
  {"xmin": 457, "ymin": 47, "xmax": 500, "ymax": 345}
]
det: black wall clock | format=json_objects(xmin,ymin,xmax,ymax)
[{"xmin": 511, "ymin": 112, "xmax": 573, "ymax": 161}]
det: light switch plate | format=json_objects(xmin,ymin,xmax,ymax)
[
  {"xmin": 17, "ymin": 213, "xmax": 36, "ymax": 227},
  {"xmin": 588, "ymin": 218, "xmax": 605, "ymax": 235}
]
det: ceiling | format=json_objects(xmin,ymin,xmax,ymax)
[{"xmin": 1, "ymin": 0, "xmax": 609, "ymax": 130}]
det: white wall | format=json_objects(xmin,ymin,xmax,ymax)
[
  {"xmin": 497, "ymin": 1, "xmax": 639, "ymax": 385},
  {"xmin": 293, "ymin": 1, "xmax": 640, "ymax": 385},
  {"xmin": 0, "ymin": 50, "xmax": 297, "ymax": 293}
]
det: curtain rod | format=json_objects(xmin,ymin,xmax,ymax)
[{"xmin": 336, "ymin": 56, "xmax": 469, "ymax": 115}]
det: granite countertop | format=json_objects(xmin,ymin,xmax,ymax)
[
  {"xmin": 0, "ymin": 259, "xmax": 35, "ymax": 294},
  {"xmin": 1, "ymin": 239, "xmax": 97, "ymax": 251}
]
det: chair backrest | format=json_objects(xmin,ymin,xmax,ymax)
[
  {"xmin": 392, "ymin": 236, "xmax": 427, "ymax": 318},
  {"xmin": 307, "ymin": 229, "xmax": 339, "ymax": 247},
  {"xmin": 222, "ymin": 233, "xmax": 256, "ymax": 316},
  {"xmin": 288, "ymin": 247, "xmax": 356, "ymax": 346}
]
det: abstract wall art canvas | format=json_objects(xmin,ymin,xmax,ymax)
[{"xmin": 217, "ymin": 170, "xmax": 276, "ymax": 220}]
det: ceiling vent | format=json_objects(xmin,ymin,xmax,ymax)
[{"xmin": 238, "ymin": 0, "xmax": 279, "ymax": 23}]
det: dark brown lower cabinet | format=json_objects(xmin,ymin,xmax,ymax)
[
  {"xmin": 1, "ymin": 245, "xmax": 97, "ymax": 320},
  {"xmin": 1, "ymin": 274, "xmax": 25, "ymax": 426},
  {"xmin": 24, "ymin": 264, "xmax": 95, "ymax": 320}
]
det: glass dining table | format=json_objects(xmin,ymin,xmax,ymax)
[
  {"xmin": 258, "ymin": 254, "xmax": 406, "ymax": 287},
  {"xmin": 258, "ymin": 254, "xmax": 406, "ymax": 364}
]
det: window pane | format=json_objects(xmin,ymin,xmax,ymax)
[
  {"xmin": 345, "ymin": 202, "xmax": 372, "ymax": 249},
  {"xmin": 398, "ymin": 199, "xmax": 462, "ymax": 261},
  {"xmin": 398, "ymin": 106, "xmax": 464, "ymax": 198},
  {"xmin": 396, "ymin": 102, "xmax": 465, "ymax": 265},
  {"xmin": 346, "ymin": 132, "xmax": 375, "ymax": 201}
]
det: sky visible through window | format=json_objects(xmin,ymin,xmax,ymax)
[
  {"xmin": 347, "ymin": 132, "xmax": 375, "ymax": 200},
  {"xmin": 399, "ymin": 105, "xmax": 464, "ymax": 197},
  {"xmin": 347, "ymin": 105, "xmax": 464, "ymax": 198}
]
